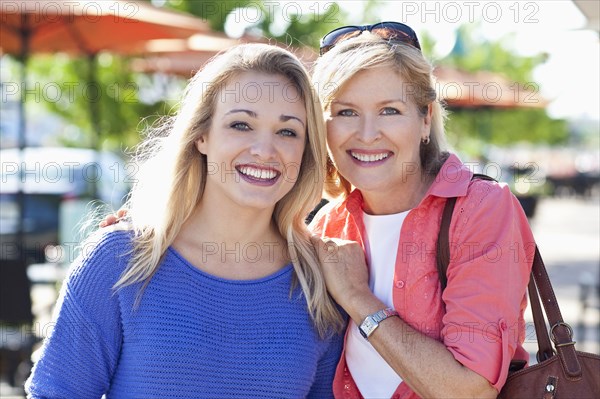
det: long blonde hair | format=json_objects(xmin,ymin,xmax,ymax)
[
  {"xmin": 312, "ymin": 34, "xmax": 449, "ymax": 199},
  {"xmin": 115, "ymin": 44, "xmax": 343, "ymax": 336}
]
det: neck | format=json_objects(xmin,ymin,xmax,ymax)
[
  {"xmin": 172, "ymin": 195, "xmax": 290, "ymax": 279},
  {"xmin": 183, "ymin": 200, "xmax": 282, "ymax": 248},
  {"xmin": 361, "ymin": 172, "xmax": 434, "ymax": 215}
]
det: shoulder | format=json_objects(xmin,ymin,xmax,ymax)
[
  {"xmin": 454, "ymin": 176, "xmax": 531, "ymax": 239},
  {"xmin": 65, "ymin": 229, "xmax": 135, "ymax": 295},
  {"xmin": 462, "ymin": 176, "xmax": 516, "ymax": 210}
]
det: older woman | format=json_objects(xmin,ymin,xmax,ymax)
[{"xmin": 310, "ymin": 23, "xmax": 534, "ymax": 399}]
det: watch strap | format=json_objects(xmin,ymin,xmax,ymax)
[{"xmin": 371, "ymin": 308, "xmax": 399, "ymax": 324}]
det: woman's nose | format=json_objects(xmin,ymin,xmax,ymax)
[
  {"xmin": 249, "ymin": 133, "xmax": 277, "ymax": 160},
  {"xmin": 356, "ymin": 116, "xmax": 382, "ymax": 144}
]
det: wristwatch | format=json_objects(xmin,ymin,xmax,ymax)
[{"xmin": 359, "ymin": 308, "xmax": 399, "ymax": 340}]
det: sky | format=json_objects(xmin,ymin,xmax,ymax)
[{"xmin": 227, "ymin": 0, "xmax": 599, "ymax": 122}]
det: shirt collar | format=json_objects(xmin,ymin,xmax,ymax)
[{"xmin": 426, "ymin": 153, "xmax": 473, "ymax": 199}]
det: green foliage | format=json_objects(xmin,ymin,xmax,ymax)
[
  {"xmin": 165, "ymin": 0, "xmax": 352, "ymax": 48},
  {"xmin": 165, "ymin": 0, "xmax": 255, "ymax": 31},
  {"xmin": 24, "ymin": 53, "xmax": 167, "ymax": 150},
  {"xmin": 446, "ymin": 108, "xmax": 568, "ymax": 152},
  {"xmin": 257, "ymin": 3, "xmax": 347, "ymax": 49},
  {"xmin": 444, "ymin": 24, "xmax": 548, "ymax": 84},
  {"xmin": 438, "ymin": 23, "xmax": 566, "ymax": 149}
]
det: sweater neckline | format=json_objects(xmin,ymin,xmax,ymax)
[{"xmin": 166, "ymin": 246, "xmax": 294, "ymax": 285}]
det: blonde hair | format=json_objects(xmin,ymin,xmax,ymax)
[
  {"xmin": 115, "ymin": 44, "xmax": 343, "ymax": 336},
  {"xmin": 312, "ymin": 34, "xmax": 449, "ymax": 198}
]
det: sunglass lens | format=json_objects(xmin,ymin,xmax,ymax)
[{"xmin": 320, "ymin": 27, "xmax": 363, "ymax": 55}]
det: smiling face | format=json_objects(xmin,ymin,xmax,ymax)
[
  {"xmin": 196, "ymin": 72, "xmax": 307, "ymax": 213},
  {"xmin": 326, "ymin": 65, "xmax": 432, "ymax": 211}
]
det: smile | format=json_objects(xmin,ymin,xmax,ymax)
[
  {"xmin": 236, "ymin": 164, "xmax": 281, "ymax": 185},
  {"xmin": 349, "ymin": 151, "xmax": 391, "ymax": 163}
]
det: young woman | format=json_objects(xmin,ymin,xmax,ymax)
[
  {"xmin": 25, "ymin": 44, "xmax": 345, "ymax": 398},
  {"xmin": 309, "ymin": 23, "xmax": 535, "ymax": 399}
]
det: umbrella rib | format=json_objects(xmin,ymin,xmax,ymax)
[
  {"xmin": 64, "ymin": 18, "xmax": 94, "ymax": 55},
  {"xmin": 0, "ymin": 17, "xmax": 42, "ymax": 50},
  {"xmin": 0, "ymin": 20, "xmax": 24, "ymax": 36}
]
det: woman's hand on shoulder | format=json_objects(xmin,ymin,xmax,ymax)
[
  {"xmin": 98, "ymin": 208, "xmax": 129, "ymax": 230},
  {"xmin": 310, "ymin": 236, "xmax": 371, "ymax": 311}
]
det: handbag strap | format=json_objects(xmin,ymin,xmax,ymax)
[
  {"xmin": 525, "ymin": 262, "xmax": 554, "ymax": 362},
  {"xmin": 530, "ymin": 247, "xmax": 582, "ymax": 378},
  {"xmin": 436, "ymin": 175, "xmax": 582, "ymax": 378},
  {"xmin": 436, "ymin": 173, "xmax": 495, "ymax": 291}
]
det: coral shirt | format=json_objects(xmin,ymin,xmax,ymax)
[{"xmin": 310, "ymin": 153, "xmax": 535, "ymax": 399}]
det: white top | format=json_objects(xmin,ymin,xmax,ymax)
[{"xmin": 345, "ymin": 210, "xmax": 409, "ymax": 398}]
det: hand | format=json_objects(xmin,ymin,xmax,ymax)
[
  {"xmin": 310, "ymin": 236, "xmax": 372, "ymax": 311},
  {"xmin": 98, "ymin": 208, "xmax": 128, "ymax": 228}
]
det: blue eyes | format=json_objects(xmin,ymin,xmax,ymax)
[
  {"xmin": 381, "ymin": 107, "xmax": 400, "ymax": 115},
  {"xmin": 338, "ymin": 109, "xmax": 357, "ymax": 117},
  {"xmin": 231, "ymin": 122, "xmax": 250, "ymax": 131},
  {"xmin": 278, "ymin": 129, "xmax": 297, "ymax": 137},
  {"xmin": 230, "ymin": 122, "xmax": 297, "ymax": 137}
]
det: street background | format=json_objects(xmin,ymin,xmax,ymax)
[{"xmin": 527, "ymin": 196, "xmax": 599, "ymax": 357}]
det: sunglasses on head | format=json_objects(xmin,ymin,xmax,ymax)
[{"xmin": 319, "ymin": 21, "xmax": 421, "ymax": 56}]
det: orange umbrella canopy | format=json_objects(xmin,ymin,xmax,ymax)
[
  {"xmin": 0, "ymin": 0, "xmax": 210, "ymax": 56},
  {"xmin": 131, "ymin": 34, "xmax": 318, "ymax": 77},
  {"xmin": 434, "ymin": 66, "xmax": 547, "ymax": 109}
]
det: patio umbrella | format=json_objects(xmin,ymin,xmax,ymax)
[
  {"xmin": 130, "ymin": 33, "xmax": 318, "ymax": 77},
  {"xmin": 1, "ymin": 0, "xmax": 210, "ymax": 141},
  {"xmin": 434, "ymin": 66, "xmax": 547, "ymax": 109},
  {"xmin": 0, "ymin": 0, "xmax": 209, "ymax": 260}
]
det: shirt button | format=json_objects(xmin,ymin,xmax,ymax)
[{"xmin": 395, "ymin": 280, "xmax": 405, "ymax": 288}]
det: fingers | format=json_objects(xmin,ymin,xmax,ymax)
[
  {"xmin": 98, "ymin": 213, "xmax": 125, "ymax": 228},
  {"xmin": 98, "ymin": 208, "xmax": 130, "ymax": 228},
  {"xmin": 99, "ymin": 214, "xmax": 118, "ymax": 228}
]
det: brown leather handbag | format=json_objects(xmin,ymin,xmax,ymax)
[{"xmin": 437, "ymin": 180, "xmax": 600, "ymax": 399}]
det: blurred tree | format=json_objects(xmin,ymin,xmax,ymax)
[
  {"xmin": 24, "ymin": 53, "xmax": 168, "ymax": 150},
  {"xmin": 167, "ymin": 0, "xmax": 352, "ymax": 49},
  {"xmin": 256, "ymin": 3, "xmax": 348, "ymax": 49},
  {"xmin": 445, "ymin": 24, "xmax": 548, "ymax": 83},
  {"xmin": 436, "ymin": 23, "xmax": 567, "ymax": 152},
  {"xmin": 164, "ymin": 0, "xmax": 256, "ymax": 31}
]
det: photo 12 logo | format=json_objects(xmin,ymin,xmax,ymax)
[{"xmin": 395, "ymin": 1, "xmax": 540, "ymax": 24}]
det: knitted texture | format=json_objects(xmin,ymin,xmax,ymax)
[{"xmin": 26, "ymin": 231, "xmax": 343, "ymax": 398}]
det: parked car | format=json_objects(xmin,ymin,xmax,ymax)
[{"xmin": 1, "ymin": 147, "xmax": 130, "ymax": 263}]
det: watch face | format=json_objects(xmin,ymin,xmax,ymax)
[{"xmin": 359, "ymin": 316, "xmax": 377, "ymax": 339}]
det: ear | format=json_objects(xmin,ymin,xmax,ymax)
[
  {"xmin": 424, "ymin": 103, "xmax": 433, "ymax": 128},
  {"xmin": 195, "ymin": 135, "xmax": 207, "ymax": 155},
  {"xmin": 421, "ymin": 103, "xmax": 433, "ymax": 137}
]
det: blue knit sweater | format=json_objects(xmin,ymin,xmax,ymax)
[{"xmin": 25, "ymin": 231, "xmax": 344, "ymax": 398}]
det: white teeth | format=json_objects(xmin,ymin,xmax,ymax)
[
  {"xmin": 239, "ymin": 166, "xmax": 277, "ymax": 180},
  {"xmin": 350, "ymin": 152, "xmax": 389, "ymax": 162}
]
